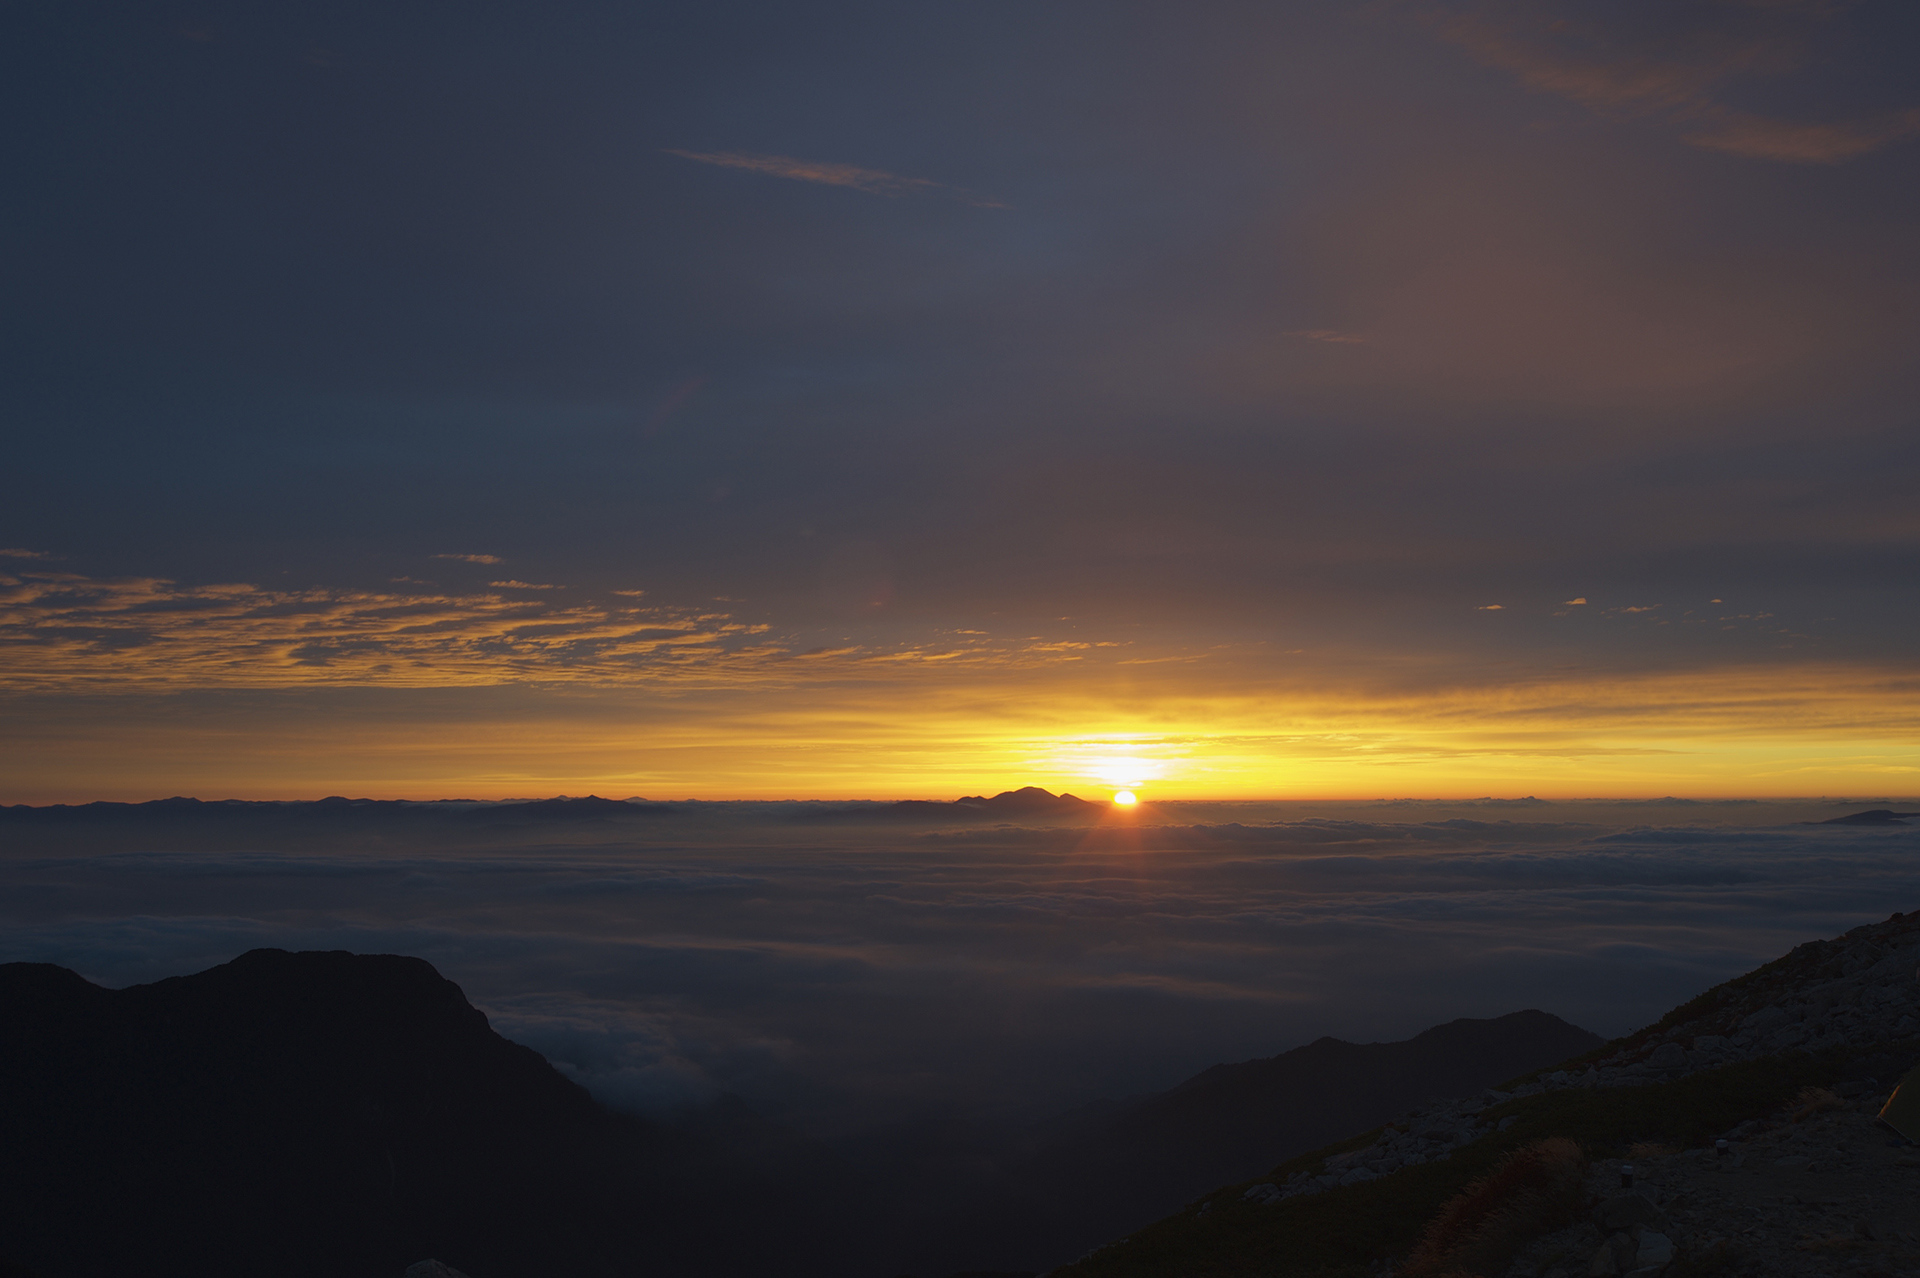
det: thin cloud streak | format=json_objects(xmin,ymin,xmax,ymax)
[
  {"xmin": 665, "ymin": 149, "xmax": 1010, "ymax": 207},
  {"xmin": 1421, "ymin": 2, "xmax": 1920, "ymax": 163},
  {"xmin": 1284, "ymin": 329, "xmax": 1370, "ymax": 344}
]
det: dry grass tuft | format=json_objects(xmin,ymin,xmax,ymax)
[
  {"xmin": 1400, "ymin": 1138, "xmax": 1587, "ymax": 1278},
  {"xmin": 1790, "ymin": 1087, "xmax": 1843, "ymax": 1122}
]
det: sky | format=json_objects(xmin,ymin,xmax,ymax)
[{"xmin": 4, "ymin": 0, "xmax": 1919, "ymax": 801}]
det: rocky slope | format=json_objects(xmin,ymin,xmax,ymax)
[
  {"xmin": 1244, "ymin": 910, "xmax": 1920, "ymax": 1211},
  {"xmin": 1054, "ymin": 909, "xmax": 1920, "ymax": 1278},
  {"xmin": 944, "ymin": 1012, "xmax": 1601, "ymax": 1270},
  {"xmin": 1509, "ymin": 1092, "xmax": 1920, "ymax": 1278}
]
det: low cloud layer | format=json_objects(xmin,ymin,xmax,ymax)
[{"xmin": 4, "ymin": 804, "xmax": 1915, "ymax": 1130}]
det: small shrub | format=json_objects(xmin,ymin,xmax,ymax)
[{"xmin": 1400, "ymin": 1138, "xmax": 1586, "ymax": 1278}]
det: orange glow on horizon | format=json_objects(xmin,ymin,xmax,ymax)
[{"xmin": 0, "ymin": 620, "xmax": 1916, "ymax": 802}]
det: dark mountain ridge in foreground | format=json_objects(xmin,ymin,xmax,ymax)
[
  {"xmin": 0, "ymin": 949, "xmax": 840, "ymax": 1278},
  {"xmin": 920, "ymin": 1012, "xmax": 1603, "ymax": 1273},
  {"xmin": 1048, "ymin": 909, "xmax": 1920, "ymax": 1278},
  {"xmin": 1, "ymin": 943, "xmax": 1604, "ymax": 1278},
  {"xmin": 18, "ymin": 911, "xmax": 1911, "ymax": 1278}
]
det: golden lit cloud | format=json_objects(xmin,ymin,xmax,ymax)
[
  {"xmin": 0, "ymin": 572, "xmax": 774, "ymax": 690},
  {"xmin": 0, "ymin": 571, "xmax": 1133, "ymax": 693}
]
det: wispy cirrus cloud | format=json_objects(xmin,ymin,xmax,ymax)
[
  {"xmin": 434, "ymin": 552, "xmax": 503, "ymax": 564},
  {"xmin": 0, "ymin": 572, "xmax": 769, "ymax": 690},
  {"xmin": 0, "ymin": 572, "xmax": 1117, "ymax": 692},
  {"xmin": 666, "ymin": 149, "xmax": 1010, "ymax": 208},
  {"xmin": 1683, "ymin": 108, "xmax": 1920, "ymax": 163},
  {"xmin": 1421, "ymin": 2, "xmax": 1920, "ymax": 163}
]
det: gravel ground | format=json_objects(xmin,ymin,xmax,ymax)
[{"xmin": 1508, "ymin": 1094, "xmax": 1920, "ymax": 1277}]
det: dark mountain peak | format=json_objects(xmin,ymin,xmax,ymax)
[
  {"xmin": 1822, "ymin": 808, "xmax": 1920, "ymax": 825},
  {"xmin": 0, "ymin": 961, "xmax": 113, "ymax": 1021},
  {"xmin": 0, "ymin": 948, "xmax": 697, "ymax": 1277},
  {"xmin": 1406, "ymin": 1009, "xmax": 1591, "ymax": 1047},
  {"xmin": 961, "ymin": 787, "xmax": 1097, "ymax": 814},
  {"xmin": 171, "ymin": 946, "xmax": 469, "ymax": 1007}
]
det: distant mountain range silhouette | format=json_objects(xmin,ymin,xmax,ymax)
[
  {"xmin": 800, "ymin": 786, "xmax": 1102, "ymax": 823},
  {"xmin": 0, "ymin": 793, "xmax": 664, "ymax": 822},
  {"xmin": 1820, "ymin": 808, "xmax": 1920, "ymax": 825},
  {"xmin": 0, "ymin": 790, "xmax": 1108, "ymax": 851},
  {"xmin": 0, "ymin": 794, "xmax": 675, "ymax": 852}
]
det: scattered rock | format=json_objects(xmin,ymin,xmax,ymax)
[
  {"xmin": 1634, "ymin": 1228, "xmax": 1674, "ymax": 1268},
  {"xmin": 1593, "ymin": 1192, "xmax": 1669, "ymax": 1233}
]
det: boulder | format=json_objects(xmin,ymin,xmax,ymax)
[
  {"xmin": 1635, "ymin": 1230, "xmax": 1675, "ymax": 1267},
  {"xmin": 1593, "ymin": 1192, "xmax": 1669, "ymax": 1233},
  {"xmin": 405, "ymin": 1264, "xmax": 471, "ymax": 1278},
  {"xmin": 1587, "ymin": 1231, "xmax": 1638, "ymax": 1275}
]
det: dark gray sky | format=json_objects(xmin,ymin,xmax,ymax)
[{"xmin": 4, "ymin": 0, "xmax": 1918, "ymax": 800}]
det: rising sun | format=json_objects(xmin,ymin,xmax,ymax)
[{"xmin": 1112, "ymin": 791, "xmax": 1138, "ymax": 806}]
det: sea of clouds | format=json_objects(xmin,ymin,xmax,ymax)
[{"xmin": 4, "ymin": 800, "xmax": 1918, "ymax": 1137}]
